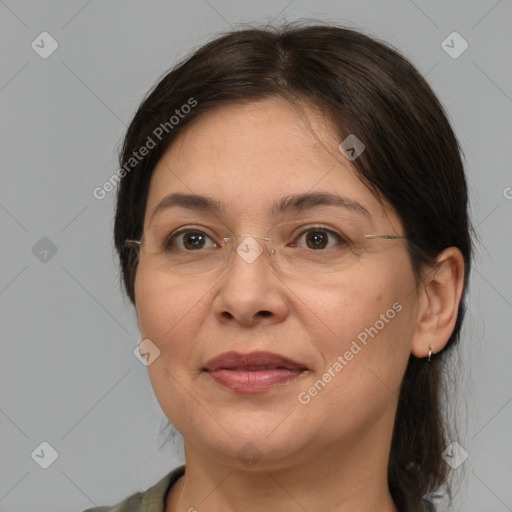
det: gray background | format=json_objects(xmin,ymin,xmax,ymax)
[{"xmin": 1, "ymin": 1, "xmax": 511, "ymax": 511}]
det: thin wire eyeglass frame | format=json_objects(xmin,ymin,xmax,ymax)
[{"xmin": 124, "ymin": 233, "xmax": 408, "ymax": 260}]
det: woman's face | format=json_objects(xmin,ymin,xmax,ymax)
[{"xmin": 134, "ymin": 97, "xmax": 420, "ymax": 469}]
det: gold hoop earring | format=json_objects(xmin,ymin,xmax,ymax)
[{"xmin": 428, "ymin": 347, "xmax": 432, "ymax": 362}]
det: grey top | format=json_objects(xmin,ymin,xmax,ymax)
[
  {"xmin": 82, "ymin": 465, "xmax": 184, "ymax": 512},
  {"xmin": 83, "ymin": 464, "xmax": 437, "ymax": 512}
]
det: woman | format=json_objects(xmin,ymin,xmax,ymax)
[{"xmin": 85, "ymin": 22, "xmax": 471, "ymax": 512}]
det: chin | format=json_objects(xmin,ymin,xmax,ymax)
[{"xmin": 176, "ymin": 413, "xmax": 314, "ymax": 469}]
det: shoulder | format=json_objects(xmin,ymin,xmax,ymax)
[{"xmin": 82, "ymin": 465, "xmax": 185, "ymax": 512}]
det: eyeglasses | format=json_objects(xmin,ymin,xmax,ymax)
[{"xmin": 124, "ymin": 219, "xmax": 407, "ymax": 278}]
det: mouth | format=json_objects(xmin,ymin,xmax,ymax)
[{"xmin": 203, "ymin": 351, "xmax": 309, "ymax": 393}]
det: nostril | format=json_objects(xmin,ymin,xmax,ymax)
[{"xmin": 258, "ymin": 311, "xmax": 272, "ymax": 317}]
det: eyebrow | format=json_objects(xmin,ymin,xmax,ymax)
[{"xmin": 150, "ymin": 191, "xmax": 370, "ymax": 221}]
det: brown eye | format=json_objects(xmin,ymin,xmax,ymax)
[
  {"xmin": 305, "ymin": 231, "xmax": 328, "ymax": 249},
  {"xmin": 165, "ymin": 230, "xmax": 217, "ymax": 251},
  {"xmin": 182, "ymin": 232, "xmax": 207, "ymax": 250},
  {"xmin": 293, "ymin": 228, "xmax": 347, "ymax": 250}
]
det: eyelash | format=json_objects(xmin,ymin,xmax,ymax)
[{"xmin": 163, "ymin": 226, "xmax": 349, "ymax": 251}]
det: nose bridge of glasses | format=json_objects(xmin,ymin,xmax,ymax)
[{"xmin": 225, "ymin": 233, "xmax": 276, "ymax": 265}]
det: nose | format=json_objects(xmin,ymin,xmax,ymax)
[{"xmin": 212, "ymin": 236, "xmax": 289, "ymax": 327}]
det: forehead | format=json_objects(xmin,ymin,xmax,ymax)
[{"xmin": 144, "ymin": 97, "xmax": 399, "ymax": 227}]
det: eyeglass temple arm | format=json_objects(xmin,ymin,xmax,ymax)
[{"xmin": 363, "ymin": 235, "xmax": 407, "ymax": 240}]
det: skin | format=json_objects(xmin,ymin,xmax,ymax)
[{"xmin": 132, "ymin": 97, "xmax": 465, "ymax": 512}]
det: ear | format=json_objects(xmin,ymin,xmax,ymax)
[{"xmin": 411, "ymin": 247, "xmax": 465, "ymax": 358}]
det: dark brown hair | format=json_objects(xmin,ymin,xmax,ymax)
[{"xmin": 113, "ymin": 22, "xmax": 472, "ymax": 511}]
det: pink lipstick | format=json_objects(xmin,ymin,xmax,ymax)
[{"xmin": 203, "ymin": 351, "xmax": 308, "ymax": 393}]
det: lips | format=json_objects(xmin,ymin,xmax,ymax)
[
  {"xmin": 204, "ymin": 351, "xmax": 307, "ymax": 372},
  {"xmin": 203, "ymin": 351, "xmax": 308, "ymax": 392}
]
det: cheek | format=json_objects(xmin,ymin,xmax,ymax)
[
  {"xmin": 135, "ymin": 272, "xmax": 215, "ymax": 380},
  {"xmin": 298, "ymin": 259, "xmax": 417, "ymax": 391},
  {"xmin": 291, "ymin": 261, "xmax": 411, "ymax": 340},
  {"xmin": 134, "ymin": 272, "xmax": 213, "ymax": 424},
  {"xmin": 134, "ymin": 271, "xmax": 214, "ymax": 360},
  {"xmin": 295, "ymin": 293, "xmax": 414, "ymax": 438}
]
